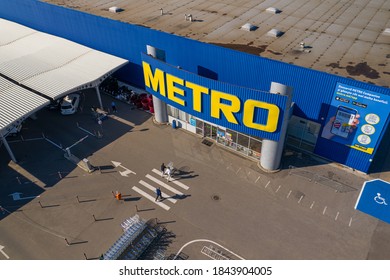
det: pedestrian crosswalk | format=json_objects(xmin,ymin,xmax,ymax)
[{"xmin": 132, "ymin": 168, "xmax": 191, "ymax": 211}]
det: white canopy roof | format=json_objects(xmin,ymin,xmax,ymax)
[
  {"xmin": 0, "ymin": 18, "xmax": 128, "ymax": 136},
  {"xmin": 0, "ymin": 76, "xmax": 49, "ymax": 135}
]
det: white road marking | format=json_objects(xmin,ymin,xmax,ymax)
[
  {"xmin": 146, "ymin": 174, "xmax": 183, "ymax": 195},
  {"xmin": 139, "ymin": 180, "xmax": 177, "ymax": 203},
  {"xmin": 335, "ymin": 212, "xmax": 340, "ymax": 221},
  {"xmin": 323, "ymin": 206, "xmax": 327, "ymax": 215},
  {"xmin": 132, "ymin": 186, "xmax": 170, "ymax": 211},
  {"xmin": 152, "ymin": 169, "xmax": 189, "ymax": 190},
  {"xmin": 174, "ymin": 239, "xmax": 245, "ymax": 260},
  {"xmin": 0, "ymin": 245, "xmax": 10, "ymax": 259},
  {"xmin": 276, "ymin": 185, "xmax": 281, "ymax": 193},
  {"xmin": 265, "ymin": 181, "xmax": 270, "ymax": 189}
]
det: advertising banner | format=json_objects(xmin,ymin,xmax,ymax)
[
  {"xmin": 141, "ymin": 53, "xmax": 288, "ymax": 141},
  {"xmin": 321, "ymin": 82, "xmax": 390, "ymax": 154}
]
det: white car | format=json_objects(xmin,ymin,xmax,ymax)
[{"xmin": 60, "ymin": 94, "xmax": 80, "ymax": 115}]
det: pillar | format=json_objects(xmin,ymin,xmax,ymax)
[
  {"xmin": 146, "ymin": 45, "xmax": 168, "ymax": 124},
  {"xmin": 0, "ymin": 135, "xmax": 17, "ymax": 163},
  {"xmin": 95, "ymin": 86, "xmax": 103, "ymax": 110},
  {"xmin": 260, "ymin": 82, "xmax": 293, "ymax": 171}
]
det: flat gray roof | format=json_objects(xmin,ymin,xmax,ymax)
[{"xmin": 43, "ymin": 0, "xmax": 390, "ymax": 88}]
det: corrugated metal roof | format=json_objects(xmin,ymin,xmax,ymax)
[
  {"xmin": 0, "ymin": 18, "xmax": 128, "ymax": 99},
  {"xmin": 0, "ymin": 76, "xmax": 49, "ymax": 135},
  {"xmin": 0, "ymin": 18, "xmax": 128, "ymax": 136}
]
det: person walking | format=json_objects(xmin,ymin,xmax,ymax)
[
  {"xmin": 164, "ymin": 167, "xmax": 171, "ymax": 182},
  {"xmin": 111, "ymin": 101, "xmax": 117, "ymax": 113},
  {"xmin": 155, "ymin": 187, "xmax": 163, "ymax": 201},
  {"xmin": 160, "ymin": 163, "xmax": 166, "ymax": 177}
]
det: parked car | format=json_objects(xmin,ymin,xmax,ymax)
[{"xmin": 60, "ymin": 94, "xmax": 80, "ymax": 115}]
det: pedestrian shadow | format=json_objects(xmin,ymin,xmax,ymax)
[
  {"xmin": 172, "ymin": 166, "xmax": 198, "ymax": 181},
  {"xmin": 170, "ymin": 194, "xmax": 191, "ymax": 200}
]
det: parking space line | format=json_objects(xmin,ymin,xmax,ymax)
[
  {"xmin": 132, "ymin": 186, "xmax": 170, "ymax": 211},
  {"xmin": 146, "ymin": 174, "xmax": 183, "ymax": 195},
  {"xmin": 139, "ymin": 180, "xmax": 177, "ymax": 203}
]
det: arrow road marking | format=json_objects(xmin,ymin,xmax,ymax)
[
  {"xmin": 9, "ymin": 192, "xmax": 40, "ymax": 201},
  {"xmin": 111, "ymin": 161, "xmax": 136, "ymax": 176},
  {"xmin": 0, "ymin": 245, "xmax": 10, "ymax": 259}
]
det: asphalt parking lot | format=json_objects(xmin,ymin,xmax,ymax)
[{"xmin": 1, "ymin": 89, "xmax": 390, "ymax": 260}]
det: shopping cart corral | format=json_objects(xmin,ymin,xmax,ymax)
[{"xmin": 102, "ymin": 215, "xmax": 166, "ymax": 260}]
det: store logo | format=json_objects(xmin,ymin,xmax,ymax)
[{"xmin": 142, "ymin": 61, "xmax": 280, "ymax": 133}]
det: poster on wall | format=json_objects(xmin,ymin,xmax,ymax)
[{"xmin": 321, "ymin": 82, "xmax": 389, "ymax": 154}]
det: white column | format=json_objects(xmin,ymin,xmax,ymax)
[
  {"xmin": 146, "ymin": 45, "xmax": 168, "ymax": 124},
  {"xmin": 0, "ymin": 135, "xmax": 17, "ymax": 162},
  {"xmin": 260, "ymin": 82, "xmax": 293, "ymax": 171},
  {"xmin": 95, "ymin": 86, "xmax": 103, "ymax": 110}
]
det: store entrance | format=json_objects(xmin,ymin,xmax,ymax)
[{"xmin": 195, "ymin": 118, "xmax": 262, "ymax": 160}]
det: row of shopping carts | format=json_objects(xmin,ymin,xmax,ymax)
[
  {"xmin": 121, "ymin": 227, "xmax": 158, "ymax": 260},
  {"xmin": 103, "ymin": 216, "xmax": 147, "ymax": 260}
]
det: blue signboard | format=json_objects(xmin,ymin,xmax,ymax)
[
  {"xmin": 141, "ymin": 53, "xmax": 288, "ymax": 141},
  {"xmin": 355, "ymin": 179, "xmax": 390, "ymax": 224},
  {"xmin": 321, "ymin": 83, "xmax": 390, "ymax": 154}
]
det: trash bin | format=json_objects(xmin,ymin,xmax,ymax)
[{"xmin": 172, "ymin": 120, "xmax": 177, "ymax": 129}]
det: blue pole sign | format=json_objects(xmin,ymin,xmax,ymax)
[{"xmin": 355, "ymin": 179, "xmax": 390, "ymax": 224}]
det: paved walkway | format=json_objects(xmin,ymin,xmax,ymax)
[{"xmin": 0, "ymin": 91, "xmax": 389, "ymax": 260}]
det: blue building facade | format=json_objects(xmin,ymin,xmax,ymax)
[{"xmin": 1, "ymin": 0, "xmax": 389, "ymax": 173}]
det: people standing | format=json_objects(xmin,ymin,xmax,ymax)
[
  {"xmin": 164, "ymin": 167, "xmax": 171, "ymax": 182},
  {"xmin": 160, "ymin": 163, "xmax": 166, "ymax": 177},
  {"xmin": 111, "ymin": 101, "xmax": 117, "ymax": 113},
  {"xmin": 155, "ymin": 187, "xmax": 163, "ymax": 201}
]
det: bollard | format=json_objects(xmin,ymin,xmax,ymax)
[
  {"xmin": 16, "ymin": 177, "xmax": 21, "ymax": 184},
  {"xmin": 160, "ymin": 8, "xmax": 163, "ymax": 15},
  {"xmin": 135, "ymin": 205, "xmax": 139, "ymax": 212},
  {"xmin": 39, "ymin": 201, "xmax": 43, "ymax": 208},
  {"xmin": 84, "ymin": 253, "xmax": 88, "ymax": 260},
  {"xmin": 93, "ymin": 214, "xmax": 97, "ymax": 221},
  {"xmin": 76, "ymin": 196, "xmax": 80, "ymax": 203},
  {"xmin": 65, "ymin": 238, "xmax": 70, "ymax": 246}
]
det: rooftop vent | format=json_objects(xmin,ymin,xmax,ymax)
[
  {"xmin": 109, "ymin": 6, "xmax": 123, "ymax": 13},
  {"xmin": 267, "ymin": 29, "xmax": 284, "ymax": 38},
  {"xmin": 383, "ymin": 28, "xmax": 390, "ymax": 36},
  {"xmin": 241, "ymin": 23, "xmax": 258, "ymax": 31},
  {"xmin": 266, "ymin": 7, "xmax": 282, "ymax": 14}
]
